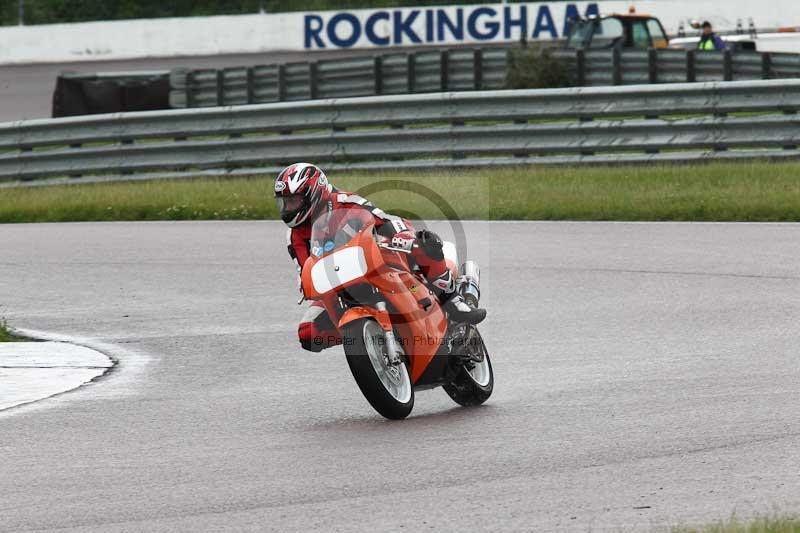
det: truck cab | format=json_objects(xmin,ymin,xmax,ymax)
[{"xmin": 566, "ymin": 9, "xmax": 669, "ymax": 49}]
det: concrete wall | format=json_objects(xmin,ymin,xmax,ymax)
[{"xmin": 0, "ymin": 1, "xmax": 797, "ymax": 65}]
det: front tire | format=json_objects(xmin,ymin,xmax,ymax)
[
  {"xmin": 443, "ymin": 326, "xmax": 493, "ymax": 406},
  {"xmin": 343, "ymin": 319, "xmax": 414, "ymax": 420}
]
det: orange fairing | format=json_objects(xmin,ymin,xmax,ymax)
[
  {"xmin": 339, "ymin": 307, "xmax": 392, "ymax": 332},
  {"xmin": 300, "ymin": 223, "xmax": 449, "ymax": 384}
]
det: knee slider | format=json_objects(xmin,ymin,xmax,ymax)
[{"xmin": 298, "ymin": 322, "xmax": 324, "ymax": 352}]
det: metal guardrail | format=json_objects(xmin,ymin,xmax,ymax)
[
  {"xmin": 169, "ymin": 46, "xmax": 800, "ymax": 108},
  {"xmin": 169, "ymin": 47, "xmax": 508, "ymax": 108},
  {"xmin": 3, "ymin": 79, "xmax": 800, "ymax": 188},
  {"xmin": 573, "ymin": 48, "xmax": 800, "ymax": 86}
]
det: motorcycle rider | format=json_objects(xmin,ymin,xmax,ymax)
[{"xmin": 276, "ymin": 162, "xmax": 486, "ymax": 353}]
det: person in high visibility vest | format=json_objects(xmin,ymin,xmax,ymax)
[{"xmin": 698, "ymin": 21, "xmax": 726, "ymax": 50}]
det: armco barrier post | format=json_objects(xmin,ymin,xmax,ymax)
[
  {"xmin": 185, "ymin": 71, "xmax": 194, "ymax": 108},
  {"xmin": 648, "ymin": 48, "xmax": 658, "ymax": 83},
  {"xmin": 474, "ymin": 49, "xmax": 483, "ymax": 90},
  {"xmin": 762, "ymin": 52, "xmax": 773, "ymax": 79},
  {"xmin": 216, "ymin": 70, "xmax": 224, "ymax": 106},
  {"xmin": 686, "ymin": 50, "xmax": 696, "ymax": 82},
  {"xmin": 277, "ymin": 64, "xmax": 286, "ymax": 101},
  {"xmin": 374, "ymin": 56, "xmax": 383, "ymax": 95},
  {"xmin": 68, "ymin": 142, "xmax": 83, "ymax": 177},
  {"xmin": 309, "ymin": 62, "xmax": 319, "ymax": 99},
  {"xmin": 407, "ymin": 53, "xmax": 416, "ymax": 93},
  {"xmin": 576, "ymin": 48, "xmax": 586, "ymax": 86},
  {"xmin": 612, "ymin": 47, "xmax": 622, "ymax": 85},
  {"xmin": 246, "ymin": 67, "xmax": 255, "ymax": 104},
  {"xmin": 723, "ymin": 50, "xmax": 733, "ymax": 81},
  {"xmin": 440, "ymin": 50, "xmax": 450, "ymax": 91}
]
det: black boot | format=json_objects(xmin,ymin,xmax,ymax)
[
  {"xmin": 443, "ymin": 293, "xmax": 487, "ymax": 325},
  {"xmin": 426, "ymin": 257, "xmax": 487, "ymax": 325}
]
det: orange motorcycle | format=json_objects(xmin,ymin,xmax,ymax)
[{"xmin": 300, "ymin": 208, "xmax": 493, "ymax": 419}]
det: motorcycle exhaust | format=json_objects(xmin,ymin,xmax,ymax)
[{"xmin": 458, "ymin": 261, "xmax": 481, "ymax": 308}]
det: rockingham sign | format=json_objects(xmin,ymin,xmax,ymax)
[
  {"xmin": 303, "ymin": 3, "xmax": 600, "ymax": 49},
  {"xmin": 301, "ymin": 0, "xmax": 800, "ymax": 50}
]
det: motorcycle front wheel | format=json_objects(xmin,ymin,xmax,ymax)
[
  {"xmin": 443, "ymin": 325, "xmax": 494, "ymax": 406},
  {"xmin": 343, "ymin": 318, "xmax": 414, "ymax": 420}
]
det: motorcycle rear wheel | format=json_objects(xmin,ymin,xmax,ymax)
[
  {"xmin": 343, "ymin": 318, "xmax": 414, "ymax": 420},
  {"xmin": 443, "ymin": 326, "xmax": 494, "ymax": 406}
]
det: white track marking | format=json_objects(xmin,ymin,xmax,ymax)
[{"xmin": 0, "ymin": 341, "xmax": 114, "ymax": 412}]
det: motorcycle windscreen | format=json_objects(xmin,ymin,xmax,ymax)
[{"xmin": 309, "ymin": 207, "xmax": 374, "ymax": 258}]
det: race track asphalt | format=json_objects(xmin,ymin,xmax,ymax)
[
  {"xmin": 1, "ymin": 220, "xmax": 799, "ymax": 531},
  {"xmin": 0, "ymin": 49, "xmax": 370, "ymax": 123}
]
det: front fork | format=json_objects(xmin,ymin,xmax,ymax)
[{"xmin": 374, "ymin": 301, "xmax": 404, "ymax": 366}]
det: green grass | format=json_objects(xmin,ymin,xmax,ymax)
[
  {"xmin": 674, "ymin": 516, "xmax": 800, "ymax": 533},
  {"xmin": 0, "ymin": 318, "xmax": 16, "ymax": 342},
  {"xmin": 2, "ymin": 161, "xmax": 800, "ymax": 223}
]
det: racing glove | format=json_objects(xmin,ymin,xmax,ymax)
[{"xmin": 415, "ymin": 229, "xmax": 444, "ymax": 261}]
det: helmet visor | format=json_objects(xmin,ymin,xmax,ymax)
[{"xmin": 276, "ymin": 194, "xmax": 308, "ymax": 224}]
